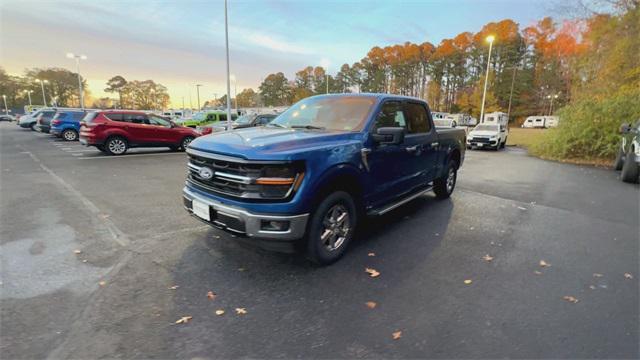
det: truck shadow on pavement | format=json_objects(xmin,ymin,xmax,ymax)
[{"xmin": 165, "ymin": 194, "xmax": 454, "ymax": 358}]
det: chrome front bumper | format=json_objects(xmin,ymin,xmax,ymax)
[{"xmin": 183, "ymin": 187, "xmax": 309, "ymax": 241}]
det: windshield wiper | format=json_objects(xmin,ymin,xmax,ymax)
[
  {"xmin": 267, "ymin": 123, "xmax": 287, "ymax": 128},
  {"xmin": 291, "ymin": 125, "xmax": 325, "ymax": 130}
]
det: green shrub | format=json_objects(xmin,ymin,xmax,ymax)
[{"xmin": 530, "ymin": 89, "xmax": 640, "ymax": 161}]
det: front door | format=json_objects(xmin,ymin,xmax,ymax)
[
  {"xmin": 366, "ymin": 100, "xmax": 425, "ymax": 208},
  {"xmin": 147, "ymin": 115, "xmax": 177, "ymax": 144}
]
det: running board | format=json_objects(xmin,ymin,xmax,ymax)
[{"xmin": 367, "ymin": 186, "xmax": 433, "ymax": 216}]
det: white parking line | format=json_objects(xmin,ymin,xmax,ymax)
[{"xmin": 78, "ymin": 152, "xmax": 185, "ymax": 160}]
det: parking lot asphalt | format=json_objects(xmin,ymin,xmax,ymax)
[{"xmin": 1, "ymin": 122, "xmax": 638, "ymax": 359}]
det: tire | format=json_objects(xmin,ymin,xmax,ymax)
[
  {"xmin": 30, "ymin": 122, "xmax": 37, "ymax": 131},
  {"xmin": 433, "ymin": 159, "xmax": 458, "ymax": 199},
  {"xmin": 500, "ymin": 137, "xmax": 507, "ymax": 149},
  {"xmin": 614, "ymin": 148, "xmax": 625, "ymax": 171},
  {"xmin": 105, "ymin": 136, "xmax": 128, "ymax": 156},
  {"xmin": 306, "ymin": 191, "xmax": 357, "ymax": 265},
  {"xmin": 96, "ymin": 145, "xmax": 108, "ymax": 153},
  {"xmin": 620, "ymin": 151, "xmax": 639, "ymax": 183},
  {"xmin": 62, "ymin": 129, "xmax": 78, "ymax": 141},
  {"xmin": 180, "ymin": 136, "xmax": 195, "ymax": 151}
]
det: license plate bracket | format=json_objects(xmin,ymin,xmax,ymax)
[{"xmin": 192, "ymin": 198, "xmax": 210, "ymax": 221}]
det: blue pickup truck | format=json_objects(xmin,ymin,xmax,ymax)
[{"xmin": 183, "ymin": 94, "xmax": 466, "ymax": 264}]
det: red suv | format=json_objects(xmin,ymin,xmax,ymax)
[{"xmin": 79, "ymin": 110, "xmax": 200, "ymax": 155}]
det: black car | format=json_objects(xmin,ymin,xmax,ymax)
[{"xmin": 233, "ymin": 113, "xmax": 278, "ymax": 129}]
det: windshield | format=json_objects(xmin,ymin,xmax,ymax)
[
  {"xmin": 269, "ymin": 96, "xmax": 375, "ymax": 131},
  {"xmin": 234, "ymin": 114, "xmax": 255, "ymax": 125},
  {"xmin": 473, "ymin": 124, "xmax": 499, "ymax": 131}
]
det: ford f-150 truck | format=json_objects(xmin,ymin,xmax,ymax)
[{"xmin": 183, "ymin": 94, "xmax": 466, "ymax": 264}]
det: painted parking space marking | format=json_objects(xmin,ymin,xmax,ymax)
[{"xmin": 78, "ymin": 152, "xmax": 186, "ymax": 160}]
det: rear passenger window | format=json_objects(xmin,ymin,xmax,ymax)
[
  {"xmin": 219, "ymin": 114, "xmax": 227, "ymax": 121},
  {"xmin": 106, "ymin": 113, "xmax": 124, "ymax": 121},
  {"xmin": 72, "ymin": 113, "xmax": 85, "ymax": 121},
  {"xmin": 124, "ymin": 114, "xmax": 146, "ymax": 124},
  {"xmin": 404, "ymin": 102, "xmax": 431, "ymax": 134}
]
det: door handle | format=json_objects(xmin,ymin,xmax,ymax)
[
  {"xmin": 406, "ymin": 145, "xmax": 419, "ymax": 153},
  {"xmin": 430, "ymin": 142, "xmax": 439, "ymax": 148}
]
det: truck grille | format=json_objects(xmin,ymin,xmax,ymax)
[
  {"xmin": 472, "ymin": 137, "xmax": 492, "ymax": 143},
  {"xmin": 186, "ymin": 149, "xmax": 301, "ymax": 200}
]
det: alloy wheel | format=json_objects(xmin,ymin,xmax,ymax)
[
  {"xmin": 63, "ymin": 130, "xmax": 77, "ymax": 141},
  {"xmin": 320, "ymin": 204, "xmax": 351, "ymax": 251},
  {"xmin": 446, "ymin": 167, "xmax": 456, "ymax": 193},
  {"xmin": 108, "ymin": 139, "xmax": 126, "ymax": 154}
]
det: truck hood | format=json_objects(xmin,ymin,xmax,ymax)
[
  {"xmin": 189, "ymin": 127, "xmax": 361, "ymax": 160},
  {"xmin": 468, "ymin": 130, "xmax": 499, "ymax": 137}
]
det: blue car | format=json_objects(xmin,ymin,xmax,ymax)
[{"xmin": 50, "ymin": 110, "xmax": 87, "ymax": 141}]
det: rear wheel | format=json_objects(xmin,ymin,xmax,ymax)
[
  {"xmin": 500, "ymin": 137, "xmax": 507, "ymax": 148},
  {"xmin": 30, "ymin": 122, "xmax": 37, "ymax": 131},
  {"xmin": 620, "ymin": 151, "xmax": 639, "ymax": 183},
  {"xmin": 434, "ymin": 160, "xmax": 458, "ymax": 199},
  {"xmin": 614, "ymin": 148, "xmax": 625, "ymax": 170},
  {"xmin": 62, "ymin": 129, "xmax": 78, "ymax": 141},
  {"xmin": 306, "ymin": 191, "xmax": 357, "ymax": 265},
  {"xmin": 105, "ymin": 136, "xmax": 128, "ymax": 156}
]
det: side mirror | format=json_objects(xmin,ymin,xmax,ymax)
[
  {"xmin": 372, "ymin": 127, "xmax": 405, "ymax": 145},
  {"xmin": 619, "ymin": 123, "xmax": 631, "ymax": 133}
]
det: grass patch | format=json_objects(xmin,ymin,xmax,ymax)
[{"xmin": 506, "ymin": 128, "xmax": 547, "ymax": 148}]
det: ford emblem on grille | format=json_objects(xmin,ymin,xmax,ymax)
[{"xmin": 198, "ymin": 167, "xmax": 214, "ymax": 180}]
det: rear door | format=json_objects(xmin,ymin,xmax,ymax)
[
  {"xmin": 122, "ymin": 113, "xmax": 152, "ymax": 144},
  {"xmin": 403, "ymin": 101, "xmax": 440, "ymax": 183}
]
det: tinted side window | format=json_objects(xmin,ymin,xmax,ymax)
[
  {"xmin": 219, "ymin": 114, "xmax": 227, "ymax": 121},
  {"xmin": 373, "ymin": 101, "xmax": 406, "ymax": 132},
  {"xmin": 404, "ymin": 102, "xmax": 430, "ymax": 134},
  {"xmin": 106, "ymin": 113, "xmax": 124, "ymax": 121},
  {"xmin": 148, "ymin": 115, "xmax": 171, "ymax": 127},
  {"xmin": 124, "ymin": 114, "xmax": 146, "ymax": 124},
  {"xmin": 72, "ymin": 113, "xmax": 85, "ymax": 121}
]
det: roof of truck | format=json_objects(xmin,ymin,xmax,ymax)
[{"xmin": 310, "ymin": 93, "xmax": 427, "ymax": 102}]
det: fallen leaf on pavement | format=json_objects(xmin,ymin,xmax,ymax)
[
  {"xmin": 98, "ymin": 281, "xmax": 106, "ymax": 287},
  {"xmin": 563, "ymin": 296, "xmax": 579, "ymax": 303},
  {"xmin": 235, "ymin": 308, "xmax": 247, "ymax": 315},
  {"xmin": 73, "ymin": 249, "xmax": 82, "ymax": 254},
  {"xmin": 539, "ymin": 260, "xmax": 551, "ymax": 267},
  {"xmin": 365, "ymin": 301, "xmax": 377, "ymax": 309},
  {"xmin": 82, "ymin": 259, "xmax": 88, "ymax": 263},
  {"xmin": 207, "ymin": 291, "xmax": 216, "ymax": 300},
  {"xmin": 99, "ymin": 214, "xmax": 110, "ymax": 219},
  {"xmin": 215, "ymin": 309, "xmax": 225, "ymax": 316},
  {"xmin": 517, "ymin": 206, "xmax": 527, "ymax": 210},
  {"xmin": 365, "ymin": 268, "xmax": 380, "ymax": 278},
  {"xmin": 624, "ymin": 273, "xmax": 633, "ymax": 279},
  {"xmin": 534, "ymin": 270, "xmax": 543, "ymax": 275},
  {"xmin": 593, "ymin": 273, "xmax": 603, "ymax": 278},
  {"xmin": 392, "ymin": 331, "xmax": 402, "ymax": 340},
  {"xmin": 464, "ymin": 279, "xmax": 473, "ymax": 285},
  {"xmin": 589, "ymin": 285, "xmax": 596, "ymax": 290},
  {"xmin": 368, "ymin": 252, "xmax": 376, "ymax": 257},
  {"xmin": 482, "ymin": 254, "xmax": 494, "ymax": 262},
  {"xmin": 168, "ymin": 285, "xmax": 179, "ymax": 290},
  {"xmin": 175, "ymin": 316, "xmax": 192, "ymax": 324},
  {"xmin": 238, "ymin": 268, "xmax": 246, "ymax": 272}
]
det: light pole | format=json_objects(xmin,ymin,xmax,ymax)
[
  {"xmin": 507, "ymin": 65, "xmax": 519, "ymax": 121},
  {"xmin": 479, "ymin": 35, "xmax": 495, "ymax": 123},
  {"xmin": 224, "ymin": 0, "xmax": 232, "ymax": 131},
  {"xmin": 2, "ymin": 95, "xmax": 8, "ymax": 115},
  {"xmin": 195, "ymin": 84, "xmax": 203, "ymax": 110},
  {"xmin": 66, "ymin": 53, "xmax": 87, "ymax": 109},
  {"xmin": 320, "ymin": 58, "xmax": 330, "ymax": 94},
  {"xmin": 36, "ymin": 79, "xmax": 48, "ymax": 106},
  {"xmin": 24, "ymin": 90, "xmax": 33, "ymax": 106},
  {"xmin": 230, "ymin": 75, "xmax": 237, "ymax": 112},
  {"xmin": 547, "ymin": 94, "xmax": 559, "ymax": 115}
]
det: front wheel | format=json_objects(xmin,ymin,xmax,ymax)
[
  {"xmin": 105, "ymin": 136, "xmax": 128, "ymax": 156},
  {"xmin": 180, "ymin": 136, "xmax": 195, "ymax": 151},
  {"xmin": 620, "ymin": 151, "xmax": 639, "ymax": 183},
  {"xmin": 62, "ymin": 129, "xmax": 78, "ymax": 141},
  {"xmin": 306, "ymin": 191, "xmax": 357, "ymax": 265},
  {"xmin": 30, "ymin": 123, "xmax": 37, "ymax": 131},
  {"xmin": 433, "ymin": 160, "xmax": 458, "ymax": 199},
  {"xmin": 500, "ymin": 137, "xmax": 507, "ymax": 149}
]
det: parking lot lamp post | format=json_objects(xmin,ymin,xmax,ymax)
[
  {"xmin": 36, "ymin": 79, "xmax": 48, "ymax": 106},
  {"xmin": 479, "ymin": 35, "xmax": 495, "ymax": 123},
  {"xmin": 230, "ymin": 75, "xmax": 237, "ymax": 112},
  {"xmin": 24, "ymin": 90, "xmax": 33, "ymax": 106},
  {"xmin": 224, "ymin": 0, "xmax": 232, "ymax": 131},
  {"xmin": 2, "ymin": 95, "xmax": 8, "ymax": 115},
  {"xmin": 66, "ymin": 53, "xmax": 87, "ymax": 109},
  {"xmin": 548, "ymin": 94, "xmax": 559, "ymax": 115},
  {"xmin": 196, "ymin": 84, "xmax": 203, "ymax": 110}
]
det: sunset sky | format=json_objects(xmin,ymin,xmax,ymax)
[{"xmin": 1, "ymin": 0, "xmax": 555, "ymax": 107}]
